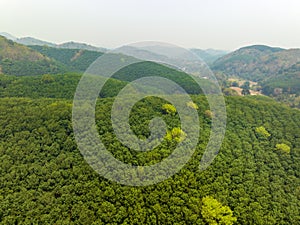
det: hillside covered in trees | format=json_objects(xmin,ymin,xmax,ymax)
[
  {"xmin": 0, "ymin": 36, "xmax": 65, "ymax": 76},
  {"xmin": 0, "ymin": 36, "xmax": 300, "ymax": 224},
  {"xmin": 212, "ymin": 45, "xmax": 300, "ymax": 82},
  {"xmin": 0, "ymin": 73, "xmax": 299, "ymax": 224},
  {"xmin": 212, "ymin": 45, "xmax": 300, "ymax": 108},
  {"xmin": 28, "ymin": 46, "xmax": 103, "ymax": 72}
]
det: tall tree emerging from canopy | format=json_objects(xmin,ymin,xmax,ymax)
[{"xmin": 201, "ymin": 196, "xmax": 237, "ymax": 225}]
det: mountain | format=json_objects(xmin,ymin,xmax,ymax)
[
  {"xmin": 0, "ymin": 32, "xmax": 17, "ymax": 41},
  {"xmin": 0, "ymin": 36, "xmax": 65, "ymax": 75},
  {"xmin": 16, "ymin": 37, "xmax": 57, "ymax": 47},
  {"xmin": 58, "ymin": 41, "xmax": 106, "ymax": 52},
  {"xmin": 0, "ymin": 32, "xmax": 107, "ymax": 52},
  {"xmin": 212, "ymin": 45, "xmax": 300, "ymax": 81},
  {"xmin": 190, "ymin": 48, "xmax": 228, "ymax": 64},
  {"xmin": 29, "ymin": 45, "xmax": 103, "ymax": 72}
]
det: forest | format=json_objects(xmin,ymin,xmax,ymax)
[
  {"xmin": 0, "ymin": 35, "xmax": 300, "ymax": 224},
  {"xmin": 0, "ymin": 78, "xmax": 299, "ymax": 224}
]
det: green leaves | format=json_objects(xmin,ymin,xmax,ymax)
[
  {"xmin": 275, "ymin": 143, "xmax": 291, "ymax": 154},
  {"xmin": 0, "ymin": 94, "xmax": 300, "ymax": 224},
  {"xmin": 162, "ymin": 103, "xmax": 177, "ymax": 115},
  {"xmin": 201, "ymin": 196, "xmax": 237, "ymax": 225},
  {"xmin": 165, "ymin": 127, "xmax": 187, "ymax": 143},
  {"xmin": 255, "ymin": 126, "xmax": 271, "ymax": 139},
  {"xmin": 186, "ymin": 101, "xmax": 199, "ymax": 110}
]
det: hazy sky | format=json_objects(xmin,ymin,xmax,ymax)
[{"xmin": 1, "ymin": 0, "xmax": 300, "ymax": 50}]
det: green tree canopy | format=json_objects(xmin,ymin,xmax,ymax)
[
  {"xmin": 201, "ymin": 196, "xmax": 237, "ymax": 225},
  {"xmin": 162, "ymin": 103, "xmax": 177, "ymax": 115},
  {"xmin": 275, "ymin": 143, "xmax": 291, "ymax": 154}
]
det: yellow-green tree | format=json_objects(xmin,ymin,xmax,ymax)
[
  {"xmin": 162, "ymin": 103, "xmax": 177, "ymax": 115},
  {"xmin": 201, "ymin": 196, "xmax": 237, "ymax": 225},
  {"xmin": 275, "ymin": 143, "xmax": 291, "ymax": 154},
  {"xmin": 186, "ymin": 101, "xmax": 199, "ymax": 110},
  {"xmin": 255, "ymin": 126, "xmax": 271, "ymax": 138},
  {"xmin": 165, "ymin": 127, "xmax": 186, "ymax": 142}
]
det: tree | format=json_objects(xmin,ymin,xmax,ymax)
[
  {"xmin": 241, "ymin": 81, "xmax": 250, "ymax": 90},
  {"xmin": 275, "ymin": 143, "xmax": 291, "ymax": 154},
  {"xmin": 187, "ymin": 101, "xmax": 199, "ymax": 110},
  {"xmin": 231, "ymin": 81, "xmax": 239, "ymax": 87},
  {"xmin": 162, "ymin": 103, "xmax": 177, "ymax": 115},
  {"xmin": 204, "ymin": 110, "xmax": 213, "ymax": 119},
  {"xmin": 242, "ymin": 88, "xmax": 251, "ymax": 96},
  {"xmin": 41, "ymin": 74, "xmax": 55, "ymax": 83},
  {"xmin": 201, "ymin": 196, "xmax": 237, "ymax": 225},
  {"xmin": 241, "ymin": 81, "xmax": 251, "ymax": 95},
  {"xmin": 165, "ymin": 127, "xmax": 187, "ymax": 142},
  {"xmin": 255, "ymin": 126, "xmax": 271, "ymax": 139}
]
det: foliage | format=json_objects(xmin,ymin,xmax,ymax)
[
  {"xmin": 162, "ymin": 103, "xmax": 177, "ymax": 115},
  {"xmin": 258, "ymin": 66, "xmax": 300, "ymax": 109},
  {"xmin": 222, "ymin": 88, "xmax": 239, "ymax": 96},
  {"xmin": 275, "ymin": 143, "xmax": 291, "ymax": 154},
  {"xmin": 231, "ymin": 81, "xmax": 239, "ymax": 87},
  {"xmin": 212, "ymin": 45, "xmax": 300, "ymax": 82},
  {"xmin": 255, "ymin": 126, "xmax": 271, "ymax": 139},
  {"xmin": 186, "ymin": 101, "xmax": 199, "ymax": 109},
  {"xmin": 41, "ymin": 74, "xmax": 55, "ymax": 83},
  {"xmin": 29, "ymin": 45, "xmax": 103, "ymax": 72},
  {"xmin": 0, "ymin": 73, "xmax": 128, "ymax": 99},
  {"xmin": 201, "ymin": 196, "xmax": 237, "ymax": 225},
  {"xmin": 0, "ymin": 36, "xmax": 65, "ymax": 76},
  {"xmin": 165, "ymin": 127, "xmax": 187, "ymax": 142},
  {"xmin": 242, "ymin": 88, "xmax": 250, "ymax": 96},
  {"xmin": 112, "ymin": 61, "xmax": 216, "ymax": 95},
  {"xmin": 204, "ymin": 109, "xmax": 213, "ymax": 119},
  {"xmin": 0, "ymin": 75, "xmax": 300, "ymax": 224}
]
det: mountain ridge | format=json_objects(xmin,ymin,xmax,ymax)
[
  {"xmin": 0, "ymin": 35, "xmax": 65, "ymax": 75},
  {"xmin": 0, "ymin": 32, "xmax": 107, "ymax": 52},
  {"xmin": 212, "ymin": 44, "xmax": 300, "ymax": 81}
]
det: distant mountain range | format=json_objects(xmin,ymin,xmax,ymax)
[
  {"xmin": 0, "ymin": 32, "xmax": 227, "ymax": 64},
  {"xmin": 0, "ymin": 32, "xmax": 107, "ymax": 52},
  {"xmin": 1, "ymin": 32, "xmax": 300, "ymax": 99},
  {"xmin": 190, "ymin": 48, "xmax": 228, "ymax": 64},
  {"xmin": 1, "ymin": 33, "xmax": 300, "ymax": 107}
]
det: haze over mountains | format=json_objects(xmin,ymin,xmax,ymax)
[
  {"xmin": 0, "ymin": 32, "xmax": 107, "ymax": 52},
  {"xmin": 1, "ymin": 32, "xmax": 300, "ymax": 107},
  {"xmin": 0, "ymin": 32, "xmax": 228, "ymax": 64}
]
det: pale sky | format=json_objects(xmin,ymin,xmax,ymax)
[{"xmin": 1, "ymin": 0, "xmax": 300, "ymax": 50}]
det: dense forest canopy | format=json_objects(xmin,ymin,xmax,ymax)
[
  {"xmin": 0, "ymin": 36, "xmax": 300, "ymax": 224},
  {"xmin": 0, "ymin": 91, "xmax": 299, "ymax": 224}
]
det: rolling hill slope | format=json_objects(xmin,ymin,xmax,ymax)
[
  {"xmin": 212, "ymin": 45, "xmax": 300, "ymax": 82},
  {"xmin": 0, "ymin": 36, "xmax": 65, "ymax": 76},
  {"xmin": 29, "ymin": 45, "xmax": 103, "ymax": 72}
]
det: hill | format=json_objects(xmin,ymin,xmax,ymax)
[
  {"xmin": 212, "ymin": 45, "xmax": 300, "ymax": 81},
  {"xmin": 0, "ymin": 32, "xmax": 107, "ymax": 52},
  {"xmin": 0, "ymin": 36, "xmax": 65, "ymax": 76},
  {"xmin": 29, "ymin": 45, "xmax": 103, "ymax": 72},
  {"xmin": 0, "ymin": 73, "xmax": 128, "ymax": 99},
  {"xmin": 16, "ymin": 37, "xmax": 57, "ymax": 47},
  {"xmin": 190, "ymin": 48, "xmax": 228, "ymax": 64},
  {"xmin": 0, "ymin": 32, "xmax": 17, "ymax": 41},
  {"xmin": 259, "ymin": 63, "xmax": 300, "ymax": 108},
  {"xmin": 57, "ymin": 41, "xmax": 106, "ymax": 52}
]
